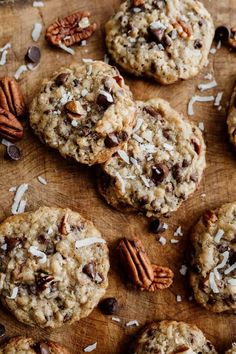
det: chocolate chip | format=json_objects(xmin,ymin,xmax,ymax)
[
  {"xmin": 214, "ymin": 25, "xmax": 231, "ymax": 42},
  {"xmin": 37, "ymin": 234, "xmax": 48, "ymax": 244},
  {"xmin": 97, "ymin": 93, "xmax": 113, "ymax": 110},
  {"xmin": 55, "ymin": 73, "xmax": 69, "ymax": 86},
  {"xmin": 118, "ymin": 130, "xmax": 128, "ymax": 142},
  {"xmin": 149, "ymin": 219, "xmax": 166, "ymax": 234},
  {"xmin": 5, "ymin": 237, "xmax": 21, "ymax": 251},
  {"xmin": 182, "ymin": 159, "xmax": 190, "ymax": 168},
  {"xmin": 33, "ymin": 342, "xmax": 50, "ymax": 354},
  {"xmin": 194, "ymin": 39, "xmax": 203, "ymax": 49},
  {"xmin": 228, "ymin": 251, "xmax": 236, "ymax": 265},
  {"xmin": 151, "ymin": 163, "xmax": 169, "ymax": 184},
  {"xmin": 83, "ymin": 262, "xmax": 96, "ymax": 280},
  {"xmin": 172, "ymin": 164, "xmax": 182, "ymax": 183},
  {"xmin": 36, "ymin": 273, "xmax": 54, "ymax": 292},
  {"xmin": 0, "ymin": 324, "xmax": 5, "ymax": 337},
  {"xmin": 26, "ymin": 46, "xmax": 41, "ymax": 64},
  {"xmin": 5, "ymin": 144, "xmax": 21, "ymax": 161},
  {"xmin": 105, "ymin": 133, "xmax": 119, "ymax": 148},
  {"xmin": 149, "ymin": 27, "xmax": 165, "ymax": 43},
  {"xmin": 73, "ymin": 79, "xmax": 79, "ymax": 87},
  {"xmin": 99, "ymin": 297, "xmax": 118, "ymax": 315}
]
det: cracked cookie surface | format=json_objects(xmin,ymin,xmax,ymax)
[
  {"xmin": 0, "ymin": 336, "xmax": 71, "ymax": 354},
  {"xmin": 131, "ymin": 321, "xmax": 217, "ymax": 354},
  {"xmin": 105, "ymin": 0, "xmax": 214, "ymax": 84},
  {"xmin": 190, "ymin": 202, "xmax": 236, "ymax": 313},
  {"xmin": 29, "ymin": 61, "xmax": 136, "ymax": 165},
  {"xmin": 98, "ymin": 98, "xmax": 206, "ymax": 217},
  {"xmin": 0, "ymin": 207, "xmax": 109, "ymax": 328}
]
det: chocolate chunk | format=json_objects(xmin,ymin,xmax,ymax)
[
  {"xmin": 105, "ymin": 133, "xmax": 119, "ymax": 148},
  {"xmin": 26, "ymin": 46, "xmax": 41, "ymax": 64},
  {"xmin": 73, "ymin": 79, "xmax": 79, "ymax": 87},
  {"xmin": 118, "ymin": 130, "xmax": 128, "ymax": 142},
  {"xmin": 0, "ymin": 324, "xmax": 5, "ymax": 337},
  {"xmin": 151, "ymin": 163, "xmax": 169, "ymax": 184},
  {"xmin": 36, "ymin": 273, "xmax": 54, "ymax": 292},
  {"xmin": 5, "ymin": 237, "xmax": 21, "ymax": 251},
  {"xmin": 228, "ymin": 251, "xmax": 236, "ymax": 265},
  {"xmin": 182, "ymin": 159, "xmax": 190, "ymax": 168},
  {"xmin": 55, "ymin": 73, "xmax": 69, "ymax": 86},
  {"xmin": 172, "ymin": 164, "xmax": 182, "ymax": 183},
  {"xmin": 37, "ymin": 234, "xmax": 48, "ymax": 244},
  {"xmin": 99, "ymin": 297, "xmax": 118, "ymax": 315},
  {"xmin": 83, "ymin": 262, "xmax": 96, "ymax": 280},
  {"xmin": 97, "ymin": 93, "xmax": 113, "ymax": 109},
  {"xmin": 143, "ymin": 105, "xmax": 160, "ymax": 118},
  {"xmin": 214, "ymin": 25, "xmax": 230, "ymax": 42},
  {"xmin": 194, "ymin": 39, "xmax": 203, "ymax": 49},
  {"xmin": 5, "ymin": 144, "xmax": 21, "ymax": 161},
  {"xmin": 33, "ymin": 342, "xmax": 50, "ymax": 354},
  {"xmin": 149, "ymin": 219, "xmax": 166, "ymax": 234},
  {"xmin": 149, "ymin": 27, "xmax": 165, "ymax": 43}
]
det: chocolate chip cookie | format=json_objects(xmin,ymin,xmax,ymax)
[
  {"xmin": 190, "ymin": 203, "xmax": 236, "ymax": 313},
  {"xmin": 98, "ymin": 99, "xmax": 206, "ymax": 217},
  {"xmin": 0, "ymin": 207, "xmax": 109, "ymax": 328},
  {"xmin": 105, "ymin": 0, "xmax": 214, "ymax": 84},
  {"xmin": 29, "ymin": 61, "xmax": 136, "ymax": 165},
  {"xmin": 227, "ymin": 84, "xmax": 236, "ymax": 149},
  {"xmin": 225, "ymin": 344, "xmax": 236, "ymax": 354},
  {"xmin": 131, "ymin": 321, "xmax": 217, "ymax": 354},
  {"xmin": 0, "ymin": 336, "xmax": 71, "ymax": 354}
]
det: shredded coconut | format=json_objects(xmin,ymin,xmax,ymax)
[
  {"xmin": 214, "ymin": 229, "xmax": 224, "ymax": 243},
  {"xmin": 188, "ymin": 95, "xmax": 215, "ymax": 116},
  {"xmin": 82, "ymin": 58, "xmax": 93, "ymax": 63},
  {"xmin": 104, "ymin": 54, "xmax": 110, "ymax": 64},
  {"xmin": 150, "ymin": 21, "xmax": 166, "ymax": 30},
  {"xmin": 32, "ymin": 23, "xmax": 42, "ymax": 42},
  {"xmin": 0, "ymin": 50, "xmax": 8, "ymax": 66},
  {"xmin": 84, "ymin": 343, "xmax": 97, "ymax": 352},
  {"xmin": 133, "ymin": 133, "xmax": 143, "ymax": 143},
  {"xmin": 228, "ymin": 278, "xmax": 236, "ymax": 286},
  {"xmin": 33, "ymin": 1, "xmax": 44, "ymax": 6},
  {"xmin": 210, "ymin": 48, "xmax": 216, "ymax": 54},
  {"xmin": 117, "ymin": 150, "xmax": 130, "ymax": 164},
  {"xmin": 215, "ymin": 251, "xmax": 229, "ymax": 270},
  {"xmin": 116, "ymin": 172, "xmax": 126, "ymax": 194},
  {"xmin": 198, "ymin": 80, "xmax": 217, "ymax": 92},
  {"xmin": 112, "ymin": 317, "xmax": 121, "ymax": 322},
  {"xmin": 0, "ymin": 42, "xmax": 11, "ymax": 52},
  {"xmin": 75, "ymin": 237, "xmax": 106, "ymax": 249},
  {"xmin": 29, "ymin": 246, "xmax": 47, "ymax": 264},
  {"xmin": 7, "ymin": 287, "xmax": 18, "ymax": 300},
  {"xmin": 47, "ymin": 227, "xmax": 53, "ymax": 235},
  {"xmin": 79, "ymin": 17, "xmax": 90, "ymax": 29},
  {"xmin": 1, "ymin": 138, "xmax": 12, "ymax": 147},
  {"xmin": 9, "ymin": 186, "xmax": 17, "ymax": 192},
  {"xmin": 174, "ymin": 226, "xmax": 183, "ymax": 237},
  {"xmin": 17, "ymin": 199, "xmax": 27, "ymax": 214},
  {"xmin": 204, "ymin": 73, "xmax": 213, "ymax": 80},
  {"xmin": 159, "ymin": 236, "xmax": 167, "ymax": 246},
  {"xmin": 176, "ymin": 295, "xmax": 182, "ymax": 302},
  {"xmin": 162, "ymin": 223, "xmax": 168, "ymax": 230},
  {"xmin": 209, "ymin": 271, "xmax": 220, "ymax": 293},
  {"xmin": 198, "ymin": 122, "xmax": 204, "ymax": 131},
  {"xmin": 180, "ymin": 265, "xmax": 188, "ymax": 276},
  {"xmin": 126, "ymin": 320, "xmax": 139, "ymax": 327},
  {"xmin": 214, "ymin": 92, "xmax": 223, "ymax": 106},
  {"xmin": 14, "ymin": 65, "xmax": 28, "ymax": 80},
  {"xmin": 163, "ymin": 143, "xmax": 173, "ymax": 151},
  {"xmin": 99, "ymin": 90, "xmax": 113, "ymax": 103},
  {"xmin": 37, "ymin": 176, "xmax": 47, "ymax": 185},
  {"xmin": 225, "ymin": 263, "xmax": 236, "ymax": 275},
  {"xmin": 140, "ymin": 175, "xmax": 150, "ymax": 188},
  {"xmin": 171, "ymin": 239, "xmax": 179, "ymax": 244},
  {"xmin": 132, "ymin": 118, "xmax": 143, "ymax": 133},
  {"xmin": 58, "ymin": 43, "xmax": 75, "ymax": 55},
  {"xmin": 11, "ymin": 183, "xmax": 28, "ymax": 215}
]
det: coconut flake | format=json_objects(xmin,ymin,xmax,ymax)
[
  {"xmin": 9, "ymin": 186, "xmax": 17, "ymax": 192},
  {"xmin": 126, "ymin": 320, "xmax": 139, "ymax": 327},
  {"xmin": 228, "ymin": 278, "xmax": 236, "ymax": 286},
  {"xmin": 174, "ymin": 226, "xmax": 183, "ymax": 237},
  {"xmin": 81, "ymin": 89, "xmax": 88, "ymax": 97},
  {"xmin": 7, "ymin": 287, "xmax": 18, "ymax": 299},
  {"xmin": 140, "ymin": 175, "xmax": 150, "ymax": 188},
  {"xmin": 1, "ymin": 138, "xmax": 12, "ymax": 147},
  {"xmin": 225, "ymin": 263, "xmax": 236, "ymax": 275},
  {"xmin": 104, "ymin": 54, "xmax": 110, "ymax": 64},
  {"xmin": 0, "ymin": 42, "xmax": 11, "ymax": 52},
  {"xmin": 116, "ymin": 172, "xmax": 126, "ymax": 194},
  {"xmin": 130, "ymin": 157, "xmax": 138, "ymax": 166},
  {"xmin": 162, "ymin": 223, "xmax": 168, "ymax": 230},
  {"xmin": 11, "ymin": 183, "xmax": 28, "ymax": 215},
  {"xmin": 71, "ymin": 120, "xmax": 79, "ymax": 127},
  {"xmin": 81, "ymin": 40, "xmax": 87, "ymax": 47},
  {"xmin": 112, "ymin": 317, "xmax": 121, "ymax": 322},
  {"xmin": 0, "ymin": 50, "xmax": 8, "ymax": 66},
  {"xmin": 142, "ymin": 130, "xmax": 153, "ymax": 143},
  {"xmin": 159, "ymin": 236, "xmax": 167, "ymax": 246},
  {"xmin": 29, "ymin": 246, "xmax": 47, "ymax": 264},
  {"xmin": 215, "ymin": 251, "xmax": 229, "ymax": 270},
  {"xmin": 180, "ymin": 265, "xmax": 188, "ymax": 276},
  {"xmin": 204, "ymin": 73, "xmax": 213, "ymax": 80},
  {"xmin": 210, "ymin": 48, "xmax": 216, "ymax": 54},
  {"xmin": 132, "ymin": 118, "xmax": 143, "ymax": 133},
  {"xmin": 32, "ymin": 23, "xmax": 42, "ymax": 42},
  {"xmin": 33, "ymin": 1, "xmax": 44, "ymax": 6},
  {"xmin": 171, "ymin": 239, "xmax": 179, "ymax": 244},
  {"xmin": 188, "ymin": 95, "xmax": 215, "ymax": 116},
  {"xmin": 14, "ymin": 65, "xmax": 28, "ymax": 80},
  {"xmin": 150, "ymin": 21, "xmax": 166, "ymax": 30},
  {"xmin": 198, "ymin": 122, "xmax": 204, "ymax": 131},
  {"xmin": 99, "ymin": 90, "xmax": 113, "ymax": 103},
  {"xmin": 82, "ymin": 58, "xmax": 93, "ymax": 63},
  {"xmin": 204, "ymin": 59, "xmax": 209, "ymax": 67},
  {"xmin": 133, "ymin": 7, "xmax": 141, "ymax": 13},
  {"xmin": 176, "ymin": 295, "xmax": 182, "ymax": 302},
  {"xmin": 198, "ymin": 80, "xmax": 217, "ymax": 92},
  {"xmin": 214, "ymin": 229, "xmax": 224, "ymax": 243},
  {"xmin": 75, "ymin": 237, "xmax": 106, "ymax": 249},
  {"xmin": 209, "ymin": 271, "xmax": 219, "ymax": 293},
  {"xmin": 163, "ymin": 143, "xmax": 174, "ymax": 151},
  {"xmin": 214, "ymin": 92, "xmax": 223, "ymax": 107},
  {"xmin": 17, "ymin": 199, "xmax": 27, "ymax": 214},
  {"xmin": 84, "ymin": 343, "xmax": 97, "ymax": 352},
  {"xmin": 79, "ymin": 17, "xmax": 90, "ymax": 29},
  {"xmin": 133, "ymin": 133, "xmax": 143, "ymax": 143},
  {"xmin": 47, "ymin": 227, "xmax": 53, "ymax": 235},
  {"xmin": 38, "ymin": 176, "xmax": 47, "ymax": 185},
  {"xmin": 117, "ymin": 150, "xmax": 130, "ymax": 164},
  {"xmin": 58, "ymin": 43, "xmax": 75, "ymax": 55}
]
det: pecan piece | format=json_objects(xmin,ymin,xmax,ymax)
[
  {"xmin": 173, "ymin": 20, "xmax": 191, "ymax": 39},
  {"xmin": 45, "ymin": 11, "xmax": 97, "ymax": 47},
  {"xmin": 147, "ymin": 265, "xmax": 174, "ymax": 291},
  {"xmin": 59, "ymin": 214, "xmax": 70, "ymax": 235},
  {"xmin": 0, "ymin": 76, "xmax": 26, "ymax": 119},
  {"xmin": 202, "ymin": 210, "xmax": 218, "ymax": 227},
  {"xmin": 229, "ymin": 27, "xmax": 236, "ymax": 49},
  {"xmin": 0, "ymin": 108, "xmax": 23, "ymax": 142},
  {"xmin": 132, "ymin": 0, "xmax": 145, "ymax": 6},
  {"xmin": 65, "ymin": 100, "xmax": 87, "ymax": 120}
]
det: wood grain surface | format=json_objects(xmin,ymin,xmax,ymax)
[{"xmin": 0, "ymin": 0, "xmax": 235, "ymax": 353}]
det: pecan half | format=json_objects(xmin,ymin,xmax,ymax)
[
  {"xmin": 118, "ymin": 238, "xmax": 174, "ymax": 291},
  {"xmin": 0, "ymin": 77, "xmax": 26, "ymax": 119},
  {"xmin": 45, "ymin": 11, "xmax": 97, "ymax": 47},
  {"xmin": 0, "ymin": 108, "xmax": 23, "ymax": 142},
  {"xmin": 59, "ymin": 214, "xmax": 70, "ymax": 235},
  {"xmin": 173, "ymin": 20, "xmax": 191, "ymax": 39}
]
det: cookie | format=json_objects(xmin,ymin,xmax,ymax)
[
  {"xmin": 29, "ymin": 61, "xmax": 136, "ymax": 165},
  {"xmin": 225, "ymin": 344, "xmax": 236, "ymax": 354},
  {"xmin": 131, "ymin": 320, "xmax": 217, "ymax": 354},
  {"xmin": 0, "ymin": 336, "xmax": 71, "ymax": 354},
  {"xmin": 190, "ymin": 202, "xmax": 236, "ymax": 313},
  {"xmin": 105, "ymin": 0, "xmax": 214, "ymax": 84},
  {"xmin": 0, "ymin": 207, "xmax": 109, "ymax": 328},
  {"xmin": 227, "ymin": 84, "xmax": 236, "ymax": 148},
  {"xmin": 98, "ymin": 99, "xmax": 206, "ymax": 217}
]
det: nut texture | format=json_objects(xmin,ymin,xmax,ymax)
[
  {"xmin": 0, "ymin": 108, "xmax": 23, "ymax": 142},
  {"xmin": 0, "ymin": 76, "xmax": 26, "ymax": 119},
  {"xmin": 45, "ymin": 11, "xmax": 97, "ymax": 47}
]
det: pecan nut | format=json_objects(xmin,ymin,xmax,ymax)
[
  {"xmin": 132, "ymin": 0, "xmax": 145, "ymax": 6},
  {"xmin": 202, "ymin": 210, "xmax": 218, "ymax": 227},
  {"xmin": 0, "ymin": 77, "xmax": 26, "ymax": 119},
  {"xmin": 229, "ymin": 27, "xmax": 236, "ymax": 49},
  {"xmin": 45, "ymin": 11, "xmax": 97, "ymax": 47},
  {"xmin": 173, "ymin": 20, "xmax": 191, "ymax": 39},
  {"xmin": 0, "ymin": 108, "xmax": 23, "ymax": 142},
  {"xmin": 65, "ymin": 100, "xmax": 87, "ymax": 120},
  {"xmin": 118, "ymin": 238, "xmax": 174, "ymax": 291},
  {"xmin": 59, "ymin": 214, "xmax": 70, "ymax": 235}
]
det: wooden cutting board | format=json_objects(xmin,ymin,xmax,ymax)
[{"xmin": 0, "ymin": 0, "xmax": 235, "ymax": 353}]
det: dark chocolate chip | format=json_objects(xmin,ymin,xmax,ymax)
[
  {"xmin": 73, "ymin": 79, "xmax": 79, "ymax": 86},
  {"xmin": 33, "ymin": 342, "xmax": 50, "ymax": 354},
  {"xmin": 36, "ymin": 274, "xmax": 54, "ymax": 292},
  {"xmin": 105, "ymin": 133, "xmax": 119, "ymax": 148},
  {"xmin": 214, "ymin": 25, "xmax": 231, "ymax": 42},
  {"xmin": 228, "ymin": 251, "xmax": 236, "ymax": 265},
  {"xmin": 5, "ymin": 237, "xmax": 21, "ymax": 251},
  {"xmin": 99, "ymin": 297, "xmax": 118, "ymax": 315},
  {"xmin": 0, "ymin": 324, "xmax": 5, "ymax": 337},
  {"xmin": 26, "ymin": 46, "xmax": 41, "ymax": 64},
  {"xmin": 172, "ymin": 164, "xmax": 182, "ymax": 183},
  {"xmin": 97, "ymin": 93, "xmax": 113, "ymax": 110},
  {"xmin": 182, "ymin": 159, "xmax": 190, "ymax": 168},
  {"xmin": 149, "ymin": 219, "xmax": 166, "ymax": 234},
  {"xmin": 194, "ymin": 39, "xmax": 203, "ymax": 49},
  {"xmin": 55, "ymin": 73, "xmax": 69, "ymax": 86},
  {"xmin": 83, "ymin": 262, "xmax": 96, "ymax": 280},
  {"xmin": 149, "ymin": 27, "xmax": 165, "ymax": 43},
  {"xmin": 49, "ymin": 97, "xmax": 55, "ymax": 104},
  {"xmin": 5, "ymin": 144, "xmax": 21, "ymax": 161},
  {"xmin": 151, "ymin": 163, "xmax": 169, "ymax": 184}
]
